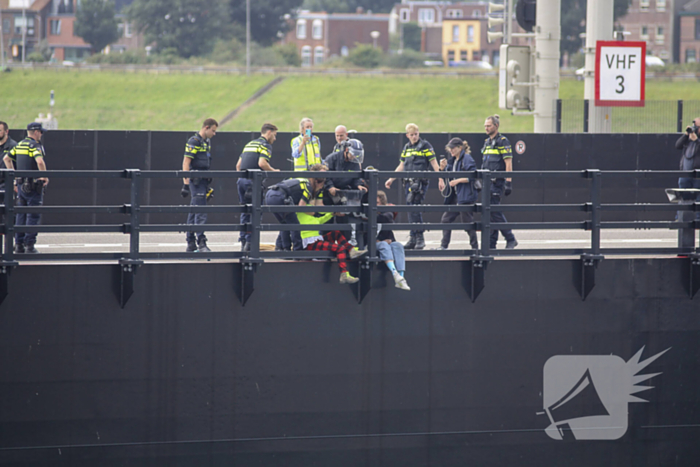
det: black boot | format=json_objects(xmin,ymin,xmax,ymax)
[
  {"xmin": 197, "ymin": 237, "xmax": 211, "ymax": 252},
  {"xmin": 404, "ymin": 235, "xmax": 416, "ymax": 250},
  {"xmin": 25, "ymin": 244, "xmax": 39, "ymax": 254},
  {"xmin": 415, "ymin": 232, "xmax": 426, "ymax": 250},
  {"xmin": 14, "ymin": 243, "xmax": 25, "ymax": 254},
  {"xmin": 186, "ymin": 240, "xmax": 197, "ymax": 252}
]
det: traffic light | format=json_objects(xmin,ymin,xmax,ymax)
[
  {"xmin": 499, "ymin": 44, "xmax": 533, "ymax": 110},
  {"xmin": 516, "ymin": 0, "xmax": 537, "ymax": 32},
  {"xmin": 487, "ymin": 2, "xmax": 505, "ymax": 43}
]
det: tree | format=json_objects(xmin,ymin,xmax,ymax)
[
  {"xmin": 127, "ymin": 0, "xmax": 231, "ymax": 58},
  {"xmin": 74, "ymin": 0, "xmax": 120, "ymax": 54},
  {"xmin": 560, "ymin": 0, "xmax": 632, "ymax": 56},
  {"xmin": 229, "ymin": 0, "xmax": 303, "ymax": 47},
  {"xmin": 402, "ymin": 22, "xmax": 421, "ymax": 52},
  {"xmin": 347, "ymin": 43, "xmax": 382, "ymax": 68}
]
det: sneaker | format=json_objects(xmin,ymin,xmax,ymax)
[
  {"xmin": 186, "ymin": 241, "xmax": 198, "ymax": 252},
  {"xmin": 25, "ymin": 244, "xmax": 39, "ymax": 254},
  {"xmin": 14, "ymin": 244, "xmax": 25, "ymax": 254},
  {"xmin": 349, "ymin": 248, "xmax": 368, "ymax": 259},
  {"xmin": 393, "ymin": 272, "xmax": 411, "ymax": 291},
  {"xmin": 339, "ymin": 272, "xmax": 359, "ymax": 284},
  {"xmin": 505, "ymin": 239, "xmax": 519, "ymax": 249},
  {"xmin": 435, "ymin": 246, "xmax": 447, "ymax": 250}
]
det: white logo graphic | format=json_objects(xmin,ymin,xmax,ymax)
[{"xmin": 540, "ymin": 347, "xmax": 670, "ymax": 441}]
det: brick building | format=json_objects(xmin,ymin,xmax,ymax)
[
  {"xmin": 679, "ymin": 0, "xmax": 700, "ymax": 62},
  {"xmin": 615, "ymin": 0, "xmax": 674, "ymax": 62},
  {"xmin": 285, "ymin": 10, "xmax": 389, "ymax": 67},
  {"xmin": 0, "ymin": 0, "xmax": 51, "ymax": 62}
]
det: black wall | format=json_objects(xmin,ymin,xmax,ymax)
[
  {"xmin": 6, "ymin": 130, "xmax": 685, "ymax": 225},
  {"xmin": 0, "ymin": 258, "xmax": 698, "ymax": 466}
]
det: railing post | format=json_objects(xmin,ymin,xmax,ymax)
[
  {"xmin": 479, "ymin": 170, "xmax": 491, "ymax": 256},
  {"xmin": 366, "ymin": 170, "xmax": 378, "ymax": 260},
  {"xmin": 3, "ymin": 169, "xmax": 15, "ymax": 261},
  {"xmin": 127, "ymin": 169, "xmax": 141, "ymax": 260},
  {"xmin": 556, "ymin": 99, "xmax": 562, "ymax": 133},
  {"xmin": 678, "ymin": 100, "xmax": 684, "ymax": 133},
  {"xmin": 249, "ymin": 170, "xmax": 262, "ymax": 260},
  {"xmin": 583, "ymin": 99, "xmax": 590, "ymax": 133},
  {"xmin": 589, "ymin": 169, "xmax": 602, "ymax": 256}
]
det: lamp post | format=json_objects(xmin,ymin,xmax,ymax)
[
  {"xmin": 370, "ymin": 30, "xmax": 380, "ymax": 49},
  {"xmin": 246, "ymin": 0, "xmax": 250, "ymax": 75}
]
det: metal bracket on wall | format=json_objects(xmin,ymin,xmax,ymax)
[
  {"xmin": 685, "ymin": 254, "xmax": 700, "ymax": 299},
  {"xmin": 354, "ymin": 260, "xmax": 372, "ymax": 304},
  {"xmin": 117, "ymin": 259, "xmax": 143, "ymax": 308},
  {"xmin": 463, "ymin": 256, "xmax": 493, "ymax": 303},
  {"xmin": 238, "ymin": 260, "xmax": 262, "ymax": 306},
  {"xmin": 574, "ymin": 254, "xmax": 604, "ymax": 301},
  {"xmin": 0, "ymin": 261, "xmax": 18, "ymax": 307}
]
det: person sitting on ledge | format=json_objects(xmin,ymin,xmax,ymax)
[{"xmin": 376, "ymin": 190, "xmax": 410, "ymax": 291}]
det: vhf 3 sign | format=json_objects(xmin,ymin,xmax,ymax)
[{"xmin": 595, "ymin": 41, "xmax": 646, "ymax": 107}]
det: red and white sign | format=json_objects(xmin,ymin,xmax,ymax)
[
  {"xmin": 514, "ymin": 140, "xmax": 526, "ymax": 155},
  {"xmin": 595, "ymin": 41, "xmax": 646, "ymax": 107}
]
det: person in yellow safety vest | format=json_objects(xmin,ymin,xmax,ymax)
[
  {"xmin": 291, "ymin": 117, "xmax": 322, "ymax": 171},
  {"xmin": 295, "ymin": 166, "xmax": 368, "ymax": 284}
]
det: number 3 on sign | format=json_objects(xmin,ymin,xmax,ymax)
[{"xmin": 595, "ymin": 41, "xmax": 646, "ymax": 107}]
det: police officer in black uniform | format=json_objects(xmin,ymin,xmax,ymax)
[
  {"xmin": 236, "ymin": 123, "xmax": 280, "ymax": 252},
  {"xmin": 8, "ymin": 122, "xmax": 49, "ymax": 254},
  {"xmin": 181, "ymin": 118, "xmax": 218, "ymax": 252},
  {"xmin": 264, "ymin": 164, "xmax": 325, "ymax": 252},
  {"xmin": 0, "ymin": 121, "xmax": 17, "ymax": 240},
  {"xmin": 481, "ymin": 114, "xmax": 518, "ymax": 249},
  {"xmin": 385, "ymin": 123, "xmax": 440, "ymax": 250},
  {"xmin": 324, "ymin": 138, "xmax": 367, "ymax": 245}
]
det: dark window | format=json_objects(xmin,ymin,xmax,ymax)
[
  {"xmin": 50, "ymin": 20, "xmax": 61, "ymax": 35},
  {"xmin": 460, "ymin": 50, "xmax": 468, "ymax": 61}
]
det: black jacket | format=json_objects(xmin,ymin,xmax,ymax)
[
  {"xmin": 675, "ymin": 133, "xmax": 700, "ymax": 171},
  {"xmin": 323, "ymin": 150, "xmax": 362, "ymax": 190}
]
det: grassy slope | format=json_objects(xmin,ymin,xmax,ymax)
[
  {"xmin": 0, "ymin": 70, "xmax": 697, "ymax": 132},
  {"xmin": 0, "ymin": 70, "xmax": 271, "ymax": 130}
]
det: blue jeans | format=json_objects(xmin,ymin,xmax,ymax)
[
  {"xmin": 489, "ymin": 185, "xmax": 515, "ymax": 249},
  {"xmin": 376, "ymin": 240, "xmax": 406, "ymax": 272},
  {"xmin": 15, "ymin": 186, "xmax": 43, "ymax": 246},
  {"xmin": 265, "ymin": 188, "xmax": 302, "ymax": 251},
  {"xmin": 186, "ymin": 179, "xmax": 208, "ymax": 243},
  {"xmin": 679, "ymin": 177, "xmax": 700, "ymax": 220}
]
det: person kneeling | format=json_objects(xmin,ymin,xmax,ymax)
[
  {"xmin": 297, "ymin": 211, "xmax": 368, "ymax": 284},
  {"xmin": 376, "ymin": 190, "xmax": 410, "ymax": 291}
]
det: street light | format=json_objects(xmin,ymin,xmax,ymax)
[{"xmin": 370, "ymin": 30, "xmax": 380, "ymax": 48}]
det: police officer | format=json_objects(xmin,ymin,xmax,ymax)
[
  {"xmin": 324, "ymin": 138, "xmax": 367, "ymax": 245},
  {"xmin": 264, "ymin": 164, "xmax": 325, "ymax": 252},
  {"xmin": 0, "ymin": 121, "xmax": 17, "ymax": 243},
  {"xmin": 8, "ymin": 122, "xmax": 49, "ymax": 254},
  {"xmin": 236, "ymin": 123, "xmax": 280, "ymax": 252},
  {"xmin": 332, "ymin": 125, "xmax": 349, "ymax": 153},
  {"xmin": 385, "ymin": 123, "xmax": 440, "ymax": 250},
  {"xmin": 481, "ymin": 114, "xmax": 518, "ymax": 249},
  {"xmin": 291, "ymin": 117, "xmax": 322, "ymax": 171},
  {"xmin": 181, "ymin": 118, "xmax": 218, "ymax": 253}
]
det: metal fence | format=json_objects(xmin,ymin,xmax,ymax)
[
  {"xmin": 1, "ymin": 168, "xmax": 698, "ymax": 265},
  {"xmin": 556, "ymin": 100, "xmax": 700, "ymax": 133}
]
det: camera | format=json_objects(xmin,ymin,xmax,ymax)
[
  {"xmin": 406, "ymin": 178, "xmax": 426, "ymax": 204},
  {"xmin": 686, "ymin": 123, "xmax": 698, "ymax": 135}
]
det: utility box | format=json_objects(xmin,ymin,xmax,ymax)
[{"xmin": 499, "ymin": 44, "xmax": 533, "ymax": 110}]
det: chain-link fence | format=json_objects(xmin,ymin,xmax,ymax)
[{"xmin": 556, "ymin": 100, "xmax": 700, "ymax": 133}]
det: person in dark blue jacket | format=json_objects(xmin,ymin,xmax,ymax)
[{"xmin": 437, "ymin": 137, "xmax": 478, "ymax": 250}]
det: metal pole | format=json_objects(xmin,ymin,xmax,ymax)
[
  {"xmin": 367, "ymin": 171, "xmax": 378, "ymax": 260},
  {"xmin": 3, "ymin": 169, "xmax": 14, "ymax": 260},
  {"xmin": 589, "ymin": 170, "xmax": 601, "ymax": 256},
  {"xmin": 533, "ymin": 0, "xmax": 560, "ymax": 133},
  {"xmin": 479, "ymin": 171, "xmax": 491, "ymax": 256},
  {"xmin": 678, "ymin": 100, "xmax": 684, "ymax": 133},
  {"xmin": 246, "ymin": 0, "xmax": 250, "ymax": 76},
  {"xmin": 128, "ymin": 170, "xmax": 141, "ymax": 260},
  {"xmin": 506, "ymin": 0, "xmax": 513, "ymax": 44},
  {"xmin": 583, "ymin": 99, "xmax": 590, "ymax": 133},
  {"xmin": 556, "ymin": 99, "xmax": 562, "ymax": 133},
  {"xmin": 21, "ymin": 8, "xmax": 26, "ymax": 64},
  {"xmin": 583, "ymin": 0, "xmax": 613, "ymax": 133},
  {"xmin": 249, "ymin": 170, "xmax": 262, "ymax": 259},
  {"xmin": 0, "ymin": 9, "xmax": 5, "ymax": 69}
]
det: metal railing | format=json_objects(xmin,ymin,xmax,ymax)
[
  {"xmin": 556, "ymin": 100, "xmax": 700, "ymax": 133},
  {"xmin": 1, "ymin": 168, "xmax": 698, "ymax": 265}
]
